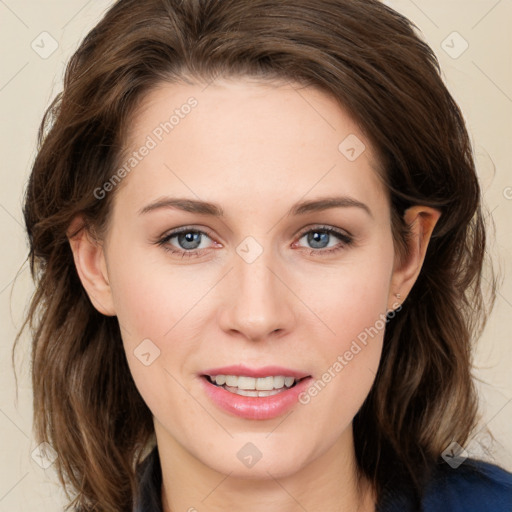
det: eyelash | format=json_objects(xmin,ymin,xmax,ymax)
[{"xmin": 156, "ymin": 225, "xmax": 354, "ymax": 259}]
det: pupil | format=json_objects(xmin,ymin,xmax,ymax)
[
  {"xmin": 309, "ymin": 231, "xmax": 328, "ymax": 249},
  {"xmin": 179, "ymin": 232, "xmax": 201, "ymax": 249}
]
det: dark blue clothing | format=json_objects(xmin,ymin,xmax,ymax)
[
  {"xmin": 377, "ymin": 457, "xmax": 512, "ymax": 511},
  {"xmin": 134, "ymin": 447, "xmax": 163, "ymax": 512},
  {"xmin": 134, "ymin": 447, "xmax": 512, "ymax": 511}
]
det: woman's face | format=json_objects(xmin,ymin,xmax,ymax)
[{"xmin": 100, "ymin": 78, "xmax": 401, "ymax": 478}]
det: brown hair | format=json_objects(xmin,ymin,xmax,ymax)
[{"xmin": 17, "ymin": 0, "xmax": 495, "ymax": 510}]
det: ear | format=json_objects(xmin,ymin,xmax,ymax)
[
  {"xmin": 388, "ymin": 205, "xmax": 441, "ymax": 310},
  {"xmin": 67, "ymin": 216, "xmax": 116, "ymax": 316}
]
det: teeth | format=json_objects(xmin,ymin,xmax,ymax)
[
  {"xmin": 237, "ymin": 376, "xmax": 256, "ymax": 390},
  {"xmin": 225, "ymin": 375, "xmax": 238, "ymax": 387},
  {"xmin": 208, "ymin": 374, "xmax": 299, "ymax": 390},
  {"xmin": 233, "ymin": 387, "xmax": 283, "ymax": 397},
  {"xmin": 214, "ymin": 375, "xmax": 226, "ymax": 386},
  {"xmin": 284, "ymin": 377, "xmax": 295, "ymax": 387},
  {"xmin": 273, "ymin": 376, "xmax": 285, "ymax": 389}
]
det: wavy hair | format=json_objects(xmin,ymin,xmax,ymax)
[{"xmin": 17, "ymin": 0, "xmax": 495, "ymax": 509}]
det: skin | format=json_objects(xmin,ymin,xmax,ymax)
[{"xmin": 69, "ymin": 78, "xmax": 440, "ymax": 512}]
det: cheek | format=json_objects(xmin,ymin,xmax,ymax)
[
  {"xmin": 294, "ymin": 240, "xmax": 394, "ymax": 422},
  {"xmin": 105, "ymin": 245, "xmax": 212, "ymax": 414},
  {"xmin": 300, "ymin": 238, "xmax": 394, "ymax": 351},
  {"xmin": 106, "ymin": 243, "xmax": 202, "ymax": 341}
]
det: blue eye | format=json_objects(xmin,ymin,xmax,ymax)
[
  {"xmin": 172, "ymin": 231, "xmax": 206, "ymax": 250},
  {"xmin": 295, "ymin": 226, "xmax": 353, "ymax": 256},
  {"xmin": 158, "ymin": 228, "xmax": 213, "ymax": 258},
  {"xmin": 156, "ymin": 225, "xmax": 353, "ymax": 258}
]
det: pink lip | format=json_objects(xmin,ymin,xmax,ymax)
[
  {"xmin": 199, "ymin": 366, "xmax": 312, "ymax": 420},
  {"xmin": 201, "ymin": 364, "xmax": 310, "ymax": 379}
]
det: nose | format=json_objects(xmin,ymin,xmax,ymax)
[{"xmin": 217, "ymin": 247, "xmax": 298, "ymax": 342}]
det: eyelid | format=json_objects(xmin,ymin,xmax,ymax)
[
  {"xmin": 294, "ymin": 223, "xmax": 353, "ymax": 240},
  {"xmin": 156, "ymin": 223, "xmax": 354, "ymax": 257},
  {"xmin": 157, "ymin": 225, "xmax": 217, "ymax": 243},
  {"xmin": 157, "ymin": 224, "xmax": 352, "ymax": 243}
]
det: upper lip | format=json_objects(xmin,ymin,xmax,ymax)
[{"xmin": 201, "ymin": 364, "xmax": 311, "ymax": 379}]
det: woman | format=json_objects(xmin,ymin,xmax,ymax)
[{"xmin": 18, "ymin": 0, "xmax": 512, "ymax": 510}]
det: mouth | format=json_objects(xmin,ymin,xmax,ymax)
[
  {"xmin": 203, "ymin": 374, "xmax": 309, "ymax": 397},
  {"xmin": 199, "ymin": 366, "xmax": 313, "ymax": 420}
]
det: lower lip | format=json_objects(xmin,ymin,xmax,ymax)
[{"xmin": 200, "ymin": 376, "xmax": 313, "ymax": 420}]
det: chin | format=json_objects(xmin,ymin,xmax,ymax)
[{"xmin": 197, "ymin": 436, "xmax": 313, "ymax": 480}]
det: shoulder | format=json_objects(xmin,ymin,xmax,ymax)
[
  {"xmin": 422, "ymin": 458, "xmax": 512, "ymax": 512},
  {"xmin": 378, "ymin": 458, "xmax": 512, "ymax": 512}
]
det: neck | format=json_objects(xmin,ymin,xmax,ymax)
[{"xmin": 156, "ymin": 422, "xmax": 376, "ymax": 512}]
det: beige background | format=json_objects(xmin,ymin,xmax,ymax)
[{"xmin": 0, "ymin": 0, "xmax": 511, "ymax": 509}]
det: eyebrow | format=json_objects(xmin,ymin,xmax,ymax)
[{"xmin": 138, "ymin": 196, "xmax": 372, "ymax": 218}]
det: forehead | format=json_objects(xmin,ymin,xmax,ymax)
[{"xmin": 112, "ymin": 78, "xmax": 388, "ymax": 220}]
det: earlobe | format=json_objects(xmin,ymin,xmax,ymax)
[
  {"xmin": 67, "ymin": 217, "xmax": 116, "ymax": 316},
  {"xmin": 389, "ymin": 205, "xmax": 441, "ymax": 309}
]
